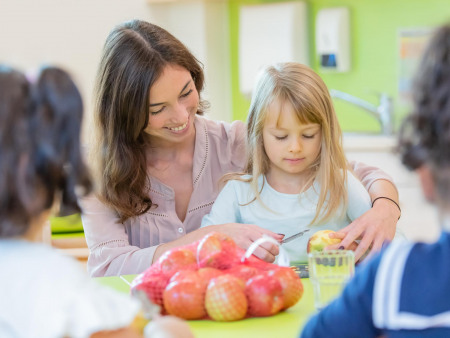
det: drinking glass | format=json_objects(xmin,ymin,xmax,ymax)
[{"xmin": 308, "ymin": 250, "xmax": 355, "ymax": 310}]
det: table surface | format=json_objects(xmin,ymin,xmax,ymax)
[{"xmin": 95, "ymin": 274, "xmax": 317, "ymax": 338}]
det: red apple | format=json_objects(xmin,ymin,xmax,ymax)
[
  {"xmin": 197, "ymin": 267, "xmax": 223, "ymax": 288},
  {"xmin": 158, "ymin": 248, "xmax": 197, "ymax": 275},
  {"xmin": 131, "ymin": 272, "xmax": 170, "ymax": 307},
  {"xmin": 197, "ymin": 232, "xmax": 238, "ymax": 269},
  {"xmin": 168, "ymin": 270, "xmax": 199, "ymax": 283},
  {"xmin": 246, "ymin": 273, "xmax": 284, "ymax": 317},
  {"xmin": 205, "ymin": 274, "xmax": 248, "ymax": 321},
  {"xmin": 306, "ymin": 230, "xmax": 342, "ymax": 253},
  {"xmin": 267, "ymin": 268, "xmax": 304, "ymax": 309},
  {"xmin": 163, "ymin": 272, "xmax": 206, "ymax": 320},
  {"xmin": 224, "ymin": 263, "xmax": 260, "ymax": 283}
]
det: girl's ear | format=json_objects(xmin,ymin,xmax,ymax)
[{"xmin": 417, "ymin": 165, "xmax": 435, "ymax": 202}]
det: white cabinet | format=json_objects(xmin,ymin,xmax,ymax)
[{"xmin": 147, "ymin": 0, "xmax": 232, "ymax": 122}]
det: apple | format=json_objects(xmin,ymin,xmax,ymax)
[
  {"xmin": 197, "ymin": 267, "xmax": 223, "ymax": 289},
  {"xmin": 163, "ymin": 271, "xmax": 206, "ymax": 320},
  {"xmin": 205, "ymin": 274, "xmax": 248, "ymax": 321},
  {"xmin": 267, "ymin": 267, "xmax": 304, "ymax": 309},
  {"xmin": 131, "ymin": 272, "xmax": 170, "ymax": 307},
  {"xmin": 158, "ymin": 248, "xmax": 197, "ymax": 275},
  {"xmin": 224, "ymin": 263, "xmax": 260, "ymax": 283},
  {"xmin": 306, "ymin": 230, "xmax": 342, "ymax": 253},
  {"xmin": 197, "ymin": 232, "xmax": 238, "ymax": 269},
  {"xmin": 245, "ymin": 273, "xmax": 284, "ymax": 317},
  {"xmin": 168, "ymin": 270, "xmax": 199, "ymax": 283}
]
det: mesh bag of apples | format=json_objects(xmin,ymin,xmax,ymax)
[{"xmin": 130, "ymin": 232, "xmax": 304, "ymax": 321}]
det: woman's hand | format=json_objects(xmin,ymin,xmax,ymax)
[
  {"xmin": 215, "ymin": 223, "xmax": 284, "ymax": 263},
  {"xmin": 327, "ymin": 198, "xmax": 399, "ymax": 261}
]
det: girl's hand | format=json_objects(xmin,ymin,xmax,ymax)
[
  {"xmin": 215, "ymin": 223, "xmax": 284, "ymax": 262},
  {"xmin": 327, "ymin": 199, "xmax": 399, "ymax": 261}
]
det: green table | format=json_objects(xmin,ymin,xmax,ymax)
[{"xmin": 95, "ymin": 275, "xmax": 316, "ymax": 338}]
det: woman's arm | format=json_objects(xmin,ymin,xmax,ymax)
[
  {"xmin": 330, "ymin": 162, "xmax": 400, "ymax": 261},
  {"xmin": 80, "ymin": 194, "xmax": 157, "ymax": 276},
  {"xmin": 154, "ymin": 181, "xmax": 283, "ymax": 263},
  {"xmin": 81, "ymin": 193, "xmax": 282, "ymax": 276}
]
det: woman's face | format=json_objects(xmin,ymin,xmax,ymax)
[{"xmin": 144, "ymin": 64, "xmax": 199, "ymax": 144}]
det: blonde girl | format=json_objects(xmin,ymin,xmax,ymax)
[{"xmin": 201, "ymin": 62, "xmax": 372, "ymax": 263}]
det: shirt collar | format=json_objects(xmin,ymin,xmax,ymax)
[{"xmin": 148, "ymin": 115, "xmax": 208, "ymax": 197}]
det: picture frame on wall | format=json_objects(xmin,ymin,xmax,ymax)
[{"xmin": 398, "ymin": 28, "xmax": 434, "ymax": 106}]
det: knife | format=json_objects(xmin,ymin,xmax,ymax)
[{"xmin": 281, "ymin": 229, "xmax": 310, "ymax": 244}]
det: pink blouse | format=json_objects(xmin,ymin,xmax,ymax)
[
  {"xmin": 81, "ymin": 115, "xmax": 393, "ymax": 277},
  {"xmin": 81, "ymin": 116, "xmax": 247, "ymax": 276}
]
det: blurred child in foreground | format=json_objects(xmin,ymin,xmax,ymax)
[{"xmin": 0, "ymin": 65, "xmax": 192, "ymax": 338}]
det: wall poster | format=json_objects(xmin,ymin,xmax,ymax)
[{"xmin": 398, "ymin": 28, "xmax": 434, "ymax": 105}]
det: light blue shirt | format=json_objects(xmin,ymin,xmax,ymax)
[{"xmin": 201, "ymin": 171, "xmax": 371, "ymax": 263}]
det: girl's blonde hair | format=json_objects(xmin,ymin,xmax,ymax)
[{"xmin": 228, "ymin": 62, "xmax": 348, "ymax": 226}]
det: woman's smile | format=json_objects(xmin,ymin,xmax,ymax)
[{"xmin": 166, "ymin": 119, "xmax": 189, "ymax": 133}]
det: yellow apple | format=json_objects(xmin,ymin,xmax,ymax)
[{"xmin": 306, "ymin": 230, "xmax": 342, "ymax": 253}]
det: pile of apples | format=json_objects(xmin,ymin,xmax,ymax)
[{"xmin": 131, "ymin": 232, "xmax": 304, "ymax": 321}]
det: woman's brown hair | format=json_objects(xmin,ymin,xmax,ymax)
[{"xmin": 92, "ymin": 20, "xmax": 206, "ymax": 222}]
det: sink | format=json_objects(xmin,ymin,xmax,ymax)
[
  {"xmin": 343, "ymin": 133, "xmax": 397, "ymax": 152},
  {"xmin": 343, "ymin": 133, "xmax": 411, "ymax": 187}
]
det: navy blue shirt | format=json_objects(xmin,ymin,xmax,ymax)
[{"xmin": 301, "ymin": 232, "xmax": 450, "ymax": 338}]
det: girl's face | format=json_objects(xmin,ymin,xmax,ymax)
[
  {"xmin": 144, "ymin": 64, "xmax": 199, "ymax": 144},
  {"xmin": 262, "ymin": 100, "xmax": 322, "ymax": 182}
]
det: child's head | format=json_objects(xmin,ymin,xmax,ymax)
[
  {"xmin": 245, "ymin": 62, "xmax": 347, "ymax": 224},
  {"xmin": 399, "ymin": 24, "xmax": 450, "ymax": 205},
  {"xmin": 0, "ymin": 65, "xmax": 92, "ymax": 238},
  {"xmin": 246, "ymin": 62, "xmax": 345, "ymax": 178}
]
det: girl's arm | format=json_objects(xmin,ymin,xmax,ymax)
[{"xmin": 331, "ymin": 162, "xmax": 400, "ymax": 261}]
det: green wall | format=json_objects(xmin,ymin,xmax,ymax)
[{"xmin": 229, "ymin": 0, "xmax": 450, "ymax": 133}]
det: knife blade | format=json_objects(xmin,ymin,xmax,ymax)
[{"xmin": 281, "ymin": 229, "xmax": 310, "ymax": 244}]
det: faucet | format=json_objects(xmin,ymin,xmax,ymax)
[{"xmin": 329, "ymin": 89, "xmax": 394, "ymax": 135}]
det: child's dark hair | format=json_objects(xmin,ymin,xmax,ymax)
[
  {"xmin": 399, "ymin": 24, "xmax": 450, "ymax": 171},
  {"xmin": 0, "ymin": 65, "xmax": 92, "ymax": 237}
]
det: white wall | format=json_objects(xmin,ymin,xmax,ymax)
[
  {"xmin": 0, "ymin": 0, "xmax": 231, "ymax": 141},
  {"xmin": 148, "ymin": 1, "xmax": 232, "ymax": 123}
]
